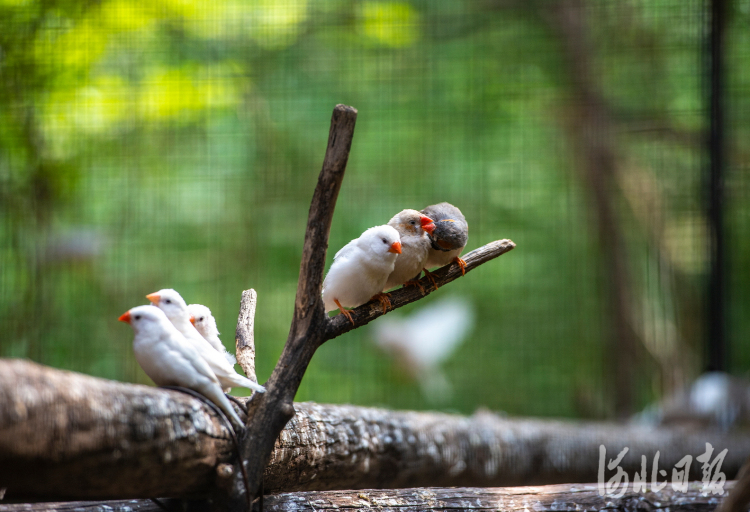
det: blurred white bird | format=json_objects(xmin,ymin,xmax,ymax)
[
  {"xmin": 118, "ymin": 305, "xmax": 244, "ymax": 429},
  {"xmin": 147, "ymin": 289, "xmax": 265, "ymax": 394},
  {"xmin": 421, "ymin": 202, "xmax": 469, "ymax": 276},
  {"xmin": 187, "ymin": 303, "xmax": 237, "ymax": 366},
  {"xmin": 383, "ymin": 209, "xmax": 436, "ymax": 293},
  {"xmin": 322, "ymin": 224, "xmax": 402, "ymax": 325},
  {"xmin": 633, "ymin": 372, "xmax": 750, "ymax": 431},
  {"xmin": 372, "ymin": 296, "xmax": 474, "ymax": 404}
]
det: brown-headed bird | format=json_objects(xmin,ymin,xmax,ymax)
[
  {"xmin": 383, "ymin": 209, "xmax": 436, "ymax": 293},
  {"xmin": 421, "ymin": 202, "xmax": 469, "ymax": 279}
]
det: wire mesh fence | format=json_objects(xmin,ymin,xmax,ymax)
[{"xmin": 0, "ymin": 0, "xmax": 747, "ymax": 420}]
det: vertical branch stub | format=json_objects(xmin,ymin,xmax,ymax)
[{"xmin": 235, "ymin": 289, "xmax": 258, "ymax": 382}]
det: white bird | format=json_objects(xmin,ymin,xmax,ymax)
[
  {"xmin": 634, "ymin": 372, "xmax": 750, "ymax": 431},
  {"xmin": 322, "ymin": 224, "xmax": 402, "ymax": 325},
  {"xmin": 147, "ymin": 289, "xmax": 265, "ymax": 394},
  {"xmin": 372, "ymin": 296, "xmax": 474, "ymax": 403},
  {"xmin": 118, "ymin": 305, "xmax": 244, "ymax": 429},
  {"xmin": 187, "ymin": 303, "xmax": 237, "ymax": 366},
  {"xmin": 383, "ymin": 209, "xmax": 436, "ymax": 292}
]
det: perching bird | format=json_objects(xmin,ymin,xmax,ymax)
[
  {"xmin": 187, "ymin": 303, "xmax": 237, "ymax": 366},
  {"xmin": 634, "ymin": 372, "xmax": 750, "ymax": 431},
  {"xmin": 372, "ymin": 296, "xmax": 474, "ymax": 404},
  {"xmin": 322, "ymin": 224, "xmax": 402, "ymax": 325},
  {"xmin": 421, "ymin": 202, "xmax": 469, "ymax": 276},
  {"xmin": 118, "ymin": 305, "xmax": 244, "ymax": 429},
  {"xmin": 383, "ymin": 209, "xmax": 435, "ymax": 293},
  {"xmin": 147, "ymin": 289, "xmax": 265, "ymax": 394}
]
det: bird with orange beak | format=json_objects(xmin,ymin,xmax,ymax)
[
  {"xmin": 118, "ymin": 305, "xmax": 244, "ymax": 429},
  {"xmin": 147, "ymin": 289, "xmax": 265, "ymax": 394},
  {"xmin": 322, "ymin": 224, "xmax": 402, "ymax": 324},
  {"xmin": 421, "ymin": 202, "xmax": 469, "ymax": 277},
  {"xmin": 187, "ymin": 303, "xmax": 236, "ymax": 366},
  {"xmin": 383, "ymin": 209, "xmax": 436, "ymax": 293}
]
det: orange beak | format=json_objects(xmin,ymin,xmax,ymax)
[
  {"xmin": 118, "ymin": 311, "xmax": 131, "ymax": 324},
  {"xmin": 190, "ymin": 315, "xmax": 196, "ymax": 325},
  {"xmin": 420, "ymin": 215, "xmax": 436, "ymax": 234},
  {"xmin": 146, "ymin": 293, "xmax": 160, "ymax": 305},
  {"xmin": 389, "ymin": 241, "xmax": 402, "ymax": 254}
]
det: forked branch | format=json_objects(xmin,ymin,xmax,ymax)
[{"xmin": 214, "ymin": 104, "xmax": 516, "ymax": 511}]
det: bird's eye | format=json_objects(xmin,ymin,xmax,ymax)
[
  {"xmin": 165, "ymin": 299, "xmax": 171, "ymax": 304},
  {"xmin": 410, "ymin": 220, "xmax": 416, "ymax": 225},
  {"xmin": 134, "ymin": 315, "xmax": 141, "ymax": 320},
  {"xmin": 199, "ymin": 317, "xmax": 204, "ymax": 321},
  {"xmin": 382, "ymin": 238, "xmax": 387, "ymax": 244}
]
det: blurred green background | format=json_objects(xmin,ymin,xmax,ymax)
[{"xmin": 1, "ymin": 0, "xmax": 748, "ymax": 420}]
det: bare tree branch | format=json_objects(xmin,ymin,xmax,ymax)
[
  {"xmin": 216, "ymin": 105, "xmax": 359, "ymax": 511},
  {"xmin": 235, "ymin": 289, "xmax": 258, "ymax": 382},
  {"xmin": 325, "ymin": 239, "xmax": 515, "ymax": 339},
  {"xmin": 0, "ymin": 483, "xmax": 736, "ymax": 512}
]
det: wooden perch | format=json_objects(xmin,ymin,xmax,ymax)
[
  {"xmin": 0, "ymin": 359, "xmax": 234, "ymax": 500},
  {"xmin": 0, "ymin": 483, "xmax": 735, "ymax": 512},
  {"xmin": 326, "ymin": 239, "xmax": 516, "ymax": 338},
  {"xmin": 2, "ymin": 359, "xmax": 750, "ymax": 501},
  {"xmin": 263, "ymin": 402, "xmax": 749, "ymax": 492}
]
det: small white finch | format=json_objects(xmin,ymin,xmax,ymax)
[
  {"xmin": 383, "ymin": 209, "xmax": 436, "ymax": 292},
  {"xmin": 187, "ymin": 303, "xmax": 237, "ymax": 366},
  {"xmin": 118, "ymin": 305, "xmax": 244, "ymax": 428},
  {"xmin": 322, "ymin": 224, "xmax": 402, "ymax": 324},
  {"xmin": 147, "ymin": 289, "xmax": 266, "ymax": 394},
  {"xmin": 421, "ymin": 202, "xmax": 469, "ymax": 276}
]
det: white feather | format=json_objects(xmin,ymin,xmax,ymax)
[
  {"xmin": 149, "ymin": 289, "xmax": 265, "ymax": 394},
  {"xmin": 322, "ymin": 225, "xmax": 401, "ymax": 312},
  {"xmin": 123, "ymin": 304, "xmax": 243, "ymax": 428}
]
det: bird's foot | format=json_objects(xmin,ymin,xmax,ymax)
[
  {"xmin": 226, "ymin": 393, "xmax": 248, "ymax": 415},
  {"xmin": 404, "ymin": 279, "xmax": 426, "ymax": 295},
  {"xmin": 455, "ymin": 256, "xmax": 467, "ymax": 276},
  {"xmin": 371, "ymin": 292, "xmax": 392, "ymax": 314},
  {"xmin": 423, "ymin": 268, "xmax": 439, "ymax": 290},
  {"xmin": 334, "ymin": 298, "xmax": 355, "ymax": 326}
]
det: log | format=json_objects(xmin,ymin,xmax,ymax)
[
  {"xmin": 0, "ymin": 359, "xmax": 234, "ymax": 500},
  {"xmin": 0, "ymin": 483, "xmax": 735, "ymax": 512},
  {"xmin": 265, "ymin": 403, "xmax": 749, "ymax": 492},
  {"xmin": 2, "ymin": 359, "xmax": 750, "ymax": 501}
]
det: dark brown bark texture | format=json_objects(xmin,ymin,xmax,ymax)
[
  {"xmin": 266, "ymin": 402, "xmax": 749, "ymax": 492},
  {"xmin": 0, "ymin": 359, "xmax": 234, "ymax": 500},
  {"xmin": 3, "ymin": 359, "xmax": 750, "ymax": 502},
  {"xmin": 0, "ymin": 483, "xmax": 735, "ymax": 512}
]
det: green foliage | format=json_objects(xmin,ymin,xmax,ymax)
[{"xmin": 0, "ymin": 0, "xmax": 745, "ymax": 418}]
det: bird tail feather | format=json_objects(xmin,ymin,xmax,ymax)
[{"xmin": 228, "ymin": 373, "xmax": 266, "ymax": 393}]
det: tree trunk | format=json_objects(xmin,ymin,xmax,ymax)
[{"xmin": 2, "ymin": 359, "xmax": 748, "ymax": 501}]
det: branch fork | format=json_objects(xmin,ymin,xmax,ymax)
[{"xmin": 211, "ymin": 104, "xmax": 516, "ymax": 511}]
